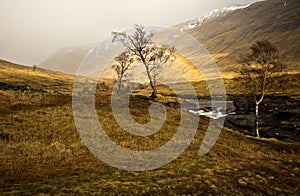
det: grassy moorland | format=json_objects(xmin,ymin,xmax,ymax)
[{"xmin": 0, "ymin": 60, "xmax": 299, "ymax": 195}]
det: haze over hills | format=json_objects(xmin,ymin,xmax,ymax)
[
  {"xmin": 39, "ymin": 44, "xmax": 94, "ymax": 75},
  {"xmin": 39, "ymin": 0, "xmax": 300, "ymax": 78}
]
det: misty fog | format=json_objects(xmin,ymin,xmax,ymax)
[{"xmin": 0, "ymin": 0, "xmax": 260, "ymax": 65}]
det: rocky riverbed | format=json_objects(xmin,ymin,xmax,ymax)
[
  {"xmin": 226, "ymin": 96, "xmax": 300, "ymax": 141},
  {"xmin": 184, "ymin": 96, "xmax": 300, "ymax": 141}
]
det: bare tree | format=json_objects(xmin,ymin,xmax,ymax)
[
  {"xmin": 112, "ymin": 51, "xmax": 134, "ymax": 94},
  {"xmin": 239, "ymin": 40, "xmax": 284, "ymax": 137},
  {"xmin": 112, "ymin": 24, "xmax": 175, "ymax": 99}
]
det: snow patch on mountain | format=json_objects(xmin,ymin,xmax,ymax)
[{"xmin": 181, "ymin": 4, "xmax": 251, "ymax": 31}]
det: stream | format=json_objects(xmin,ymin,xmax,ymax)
[{"xmin": 184, "ymin": 99, "xmax": 236, "ymax": 119}]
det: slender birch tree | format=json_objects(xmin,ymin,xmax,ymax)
[
  {"xmin": 239, "ymin": 40, "xmax": 284, "ymax": 137},
  {"xmin": 113, "ymin": 51, "xmax": 134, "ymax": 94}
]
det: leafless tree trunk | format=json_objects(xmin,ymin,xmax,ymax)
[{"xmin": 116, "ymin": 74, "xmax": 123, "ymax": 94}]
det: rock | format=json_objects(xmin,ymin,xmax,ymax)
[
  {"xmin": 233, "ymin": 97, "xmax": 254, "ymax": 114},
  {"xmin": 259, "ymin": 115, "xmax": 281, "ymax": 128},
  {"xmin": 0, "ymin": 82, "xmax": 46, "ymax": 93},
  {"xmin": 226, "ymin": 114, "xmax": 283, "ymax": 137},
  {"xmin": 260, "ymin": 96, "xmax": 300, "ymax": 114},
  {"xmin": 233, "ymin": 96, "xmax": 300, "ymax": 115},
  {"xmin": 225, "ymin": 114, "xmax": 256, "ymax": 135},
  {"xmin": 265, "ymin": 128, "xmax": 300, "ymax": 142},
  {"xmin": 278, "ymin": 109, "xmax": 300, "ymax": 121},
  {"xmin": 228, "ymin": 95, "xmax": 300, "ymax": 141}
]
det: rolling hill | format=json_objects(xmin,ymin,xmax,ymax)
[{"xmin": 0, "ymin": 59, "xmax": 74, "ymax": 94}]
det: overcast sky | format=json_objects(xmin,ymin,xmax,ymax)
[{"xmin": 0, "ymin": 0, "xmax": 260, "ymax": 65}]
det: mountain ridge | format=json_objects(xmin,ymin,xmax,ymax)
[
  {"xmin": 176, "ymin": 4, "xmax": 252, "ymax": 31},
  {"xmin": 39, "ymin": 0, "xmax": 300, "ymax": 76}
]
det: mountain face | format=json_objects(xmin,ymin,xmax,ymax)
[
  {"xmin": 39, "ymin": 44, "xmax": 94, "ymax": 74},
  {"xmin": 176, "ymin": 0, "xmax": 300, "ymax": 74},
  {"xmin": 177, "ymin": 4, "xmax": 251, "ymax": 31},
  {"xmin": 40, "ymin": 0, "xmax": 300, "ymax": 76}
]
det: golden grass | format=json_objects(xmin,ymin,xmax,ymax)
[
  {"xmin": 0, "ymin": 60, "xmax": 74, "ymax": 94},
  {"xmin": 0, "ymin": 86, "xmax": 299, "ymax": 195},
  {"xmin": 0, "ymin": 60, "xmax": 299, "ymax": 194}
]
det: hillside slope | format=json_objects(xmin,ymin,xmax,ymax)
[
  {"xmin": 39, "ymin": 44, "xmax": 94, "ymax": 75},
  {"xmin": 0, "ymin": 59, "xmax": 74, "ymax": 94},
  {"xmin": 178, "ymin": 0, "xmax": 300, "ymax": 73},
  {"xmin": 0, "ymin": 59, "xmax": 299, "ymax": 195}
]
